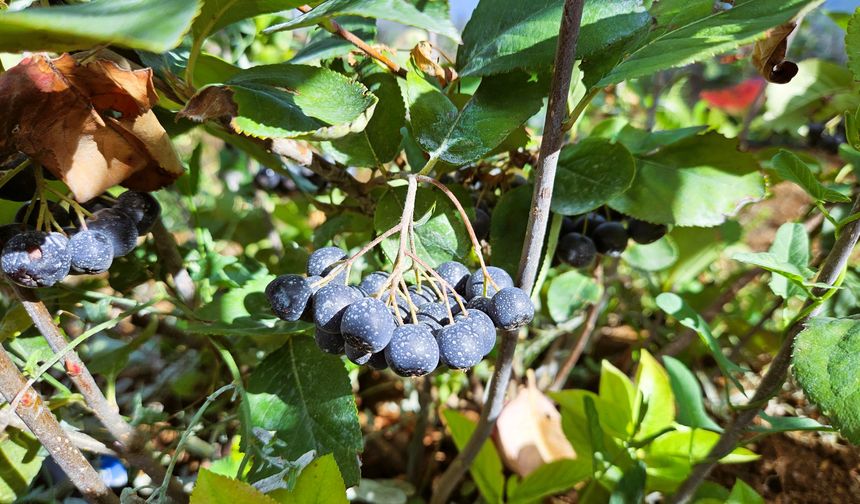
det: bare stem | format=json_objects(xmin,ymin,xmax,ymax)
[
  {"xmin": 312, "ymin": 222, "xmax": 403, "ymax": 289},
  {"xmin": 669, "ymin": 193, "xmax": 860, "ymax": 503},
  {"xmin": 151, "ymin": 218, "xmax": 196, "ymax": 307},
  {"xmin": 0, "ymin": 347, "xmax": 117, "ymax": 504},
  {"xmin": 429, "ymin": 1, "xmax": 587, "ymax": 501}
]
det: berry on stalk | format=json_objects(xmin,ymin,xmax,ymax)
[
  {"xmin": 266, "ymin": 274, "xmax": 313, "ymax": 322},
  {"xmin": 592, "ymin": 221, "xmax": 628, "ymax": 256},
  {"xmin": 313, "ymin": 283, "xmax": 362, "ymax": 332},
  {"xmin": 465, "ymin": 266, "xmax": 514, "ymax": 299},
  {"xmin": 68, "ymin": 230, "xmax": 113, "ymax": 274},
  {"xmin": 385, "ymin": 324, "xmax": 439, "ymax": 377},
  {"xmin": 1, "ymin": 231, "xmax": 71, "ymax": 287},
  {"xmin": 490, "ymin": 287, "xmax": 534, "ymax": 330},
  {"xmin": 557, "ymin": 232, "xmax": 596, "ymax": 268},
  {"xmin": 340, "ymin": 298, "xmax": 396, "ymax": 353}
]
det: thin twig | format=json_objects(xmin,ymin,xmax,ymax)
[
  {"xmin": 669, "ymin": 193, "xmax": 860, "ymax": 503},
  {"xmin": 429, "ymin": 1, "xmax": 587, "ymax": 501},
  {"xmin": 151, "ymin": 218, "xmax": 196, "ymax": 307},
  {"xmin": 0, "ymin": 347, "xmax": 117, "ymax": 504}
]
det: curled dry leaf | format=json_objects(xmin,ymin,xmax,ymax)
[
  {"xmin": 0, "ymin": 53, "xmax": 183, "ymax": 202},
  {"xmin": 752, "ymin": 22, "xmax": 799, "ymax": 84},
  {"xmin": 411, "ymin": 41, "xmax": 457, "ymax": 87},
  {"xmin": 493, "ymin": 371, "xmax": 576, "ymax": 476}
]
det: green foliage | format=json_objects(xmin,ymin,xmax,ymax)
[
  {"xmin": 623, "ymin": 237, "xmax": 679, "ymax": 272},
  {"xmin": 847, "ymin": 7, "xmax": 860, "ymax": 82},
  {"xmin": 726, "ymin": 479, "xmax": 765, "ymax": 504},
  {"xmin": 767, "ymin": 223, "xmax": 812, "ymax": 299},
  {"xmin": 268, "ymin": 454, "xmax": 348, "ymax": 503},
  {"xmin": 192, "ymin": 0, "xmax": 307, "ymax": 42},
  {"xmin": 793, "ymin": 317, "xmax": 860, "ymax": 443},
  {"xmin": 546, "ymin": 270, "xmax": 603, "ymax": 323},
  {"xmin": 506, "ymin": 459, "xmax": 591, "ymax": 504},
  {"xmin": 551, "ymin": 138, "xmax": 636, "ymax": 216},
  {"xmin": 191, "ymin": 468, "xmax": 276, "ymax": 504},
  {"xmin": 442, "ymin": 409, "xmax": 504, "ymax": 504},
  {"xmin": 489, "ymin": 184, "xmax": 532, "ymax": 276},
  {"xmin": 0, "ymin": 430, "xmax": 44, "ymax": 503},
  {"xmin": 0, "ymin": 0, "xmax": 200, "ymax": 52},
  {"xmin": 663, "ymin": 356, "xmax": 721, "ymax": 432},
  {"xmin": 247, "ymin": 337, "xmax": 363, "ymax": 486},
  {"xmin": 771, "ymin": 150, "xmax": 851, "ymax": 203}
]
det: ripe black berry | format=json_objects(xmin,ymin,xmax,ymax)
[
  {"xmin": 437, "ymin": 322, "xmax": 484, "ymax": 369},
  {"xmin": 557, "ymin": 232, "xmax": 596, "ymax": 268},
  {"xmin": 416, "ymin": 302, "xmax": 453, "ymax": 331},
  {"xmin": 266, "ymin": 274, "xmax": 313, "ymax": 322},
  {"xmin": 115, "ymin": 191, "xmax": 161, "ymax": 235},
  {"xmin": 340, "ymin": 298, "xmax": 396, "ymax": 353},
  {"xmin": 455, "ymin": 309, "xmax": 497, "ymax": 356},
  {"xmin": 490, "ymin": 287, "xmax": 534, "ymax": 330},
  {"xmin": 358, "ymin": 271, "xmax": 389, "ymax": 296},
  {"xmin": 0, "ymin": 157, "xmax": 37, "ymax": 202},
  {"xmin": 1, "ymin": 231, "xmax": 71, "ymax": 287},
  {"xmin": 253, "ymin": 167, "xmax": 282, "ymax": 191},
  {"xmin": 315, "ymin": 327, "xmax": 345, "ymax": 354},
  {"xmin": 15, "ymin": 200, "xmax": 71, "ymax": 228},
  {"xmin": 465, "ymin": 296, "xmax": 492, "ymax": 315},
  {"xmin": 407, "ymin": 284, "xmax": 436, "ymax": 307},
  {"xmin": 627, "ymin": 219, "xmax": 667, "ymax": 244},
  {"xmin": 566, "ymin": 213, "xmax": 606, "ymax": 237},
  {"xmin": 344, "ymin": 342, "xmax": 371, "ymax": 365},
  {"xmin": 384, "ymin": 324, "xmax": 439, "ymax": 377},
  {"xmin": 306, "ymin": 246, "xmax": 347, "ymax": 279},
  {"xmin": 313, "ymin": 283, "xmax": 362, "ymax": 332},
  {"xmin": 465, "ymin": 266, "xmax": 513, "ymax": 299},
  {"xmin": 68, "ymin": 230, "xmax": 113, "ymax": 274},
  {"xmin": 471, "ymin": 207, "xmax": 491, "ymax": 241},
  {"xmin": 367, "ymin": 351, "xmax": 388, "ymax": 370},
  {"xmin": 436, "ymin": 261, "xmax": 470, "ymax": 294},
  {"xmin": 85, "ymin": 208, "xmax": 138, "ymax": 257},
  {"xmin": 592, "ymin": 221, "xmax": 628, "ymax": 256},
  {"xmin": 0, "ymin": 225, "xmax": 23, "ymax": 250}
]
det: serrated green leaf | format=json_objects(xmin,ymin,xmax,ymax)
[
  {"xmin": 623, "ymin": 236, "xmax": 678, "ymax": 272},
  {"xmin": 507, "ymin": 459, "xmax": 591, "ymax": 504},
  {"xmin": 771, "ymin": 150, "xmax": 851, "ymax": 203},
  {"xmin": 633, "ymin": 350, "xmax": 675, "ymax": 441},
  {"xmin": 290, "ymin": 16, "xmax": 376, "ymax": 63},
  {"xmin": 191, "ymin": 468, "xmax": 277, "ymax": 504},
  {"xmin": 489, "ymin": 184, "xmax": 532, "ymax": 277},
  {"xmin": 266, "ymin": 0, "xmax": 460, "ymax": 42},
  {"xmin": 793, "ymin": 317, "xmax": 860, "ymax": 443},
  {"xmin": 546, "ymin": 270, "xmax": 603, "ymax": 323},
  {"xmin": 0, "ymin": 430, "xmax": 44, "ymax": 503},
  {"xmin": 726, "ymin": 479, "xmax": 764, "ymax": 504},
  {"xmin": 247, "ymin": 337, "xmax": 363, "ymax": 485},
  {"xmin": 656, "ymin": 293, "xmax": 746, "ymax": 389},
  {"xmin": 767, "ymin": 223, "xmax": 811, "ymax": 299},
  {"xmin": 609, "ymin": 132, "xmax": 764, "ymax": 227},
  {"xmin": 456, "ymin": 0, "xmax": 650, "ymax": 78},
  {"xmin": 182, "ymin": 64, "xmax": 377, "ymax": 141},
  {"xmin": 732, "ymin": 251, "xmax": 812, "ymax": 296},
  {"xmin": 193, "ymin": 0, "xmax": 308, "ymax": 42},
  {"xmin": 374, "ymin": 185, "xmax": 469, "ymax": 267},
  {"xmin": 0, "ymin": 0, "xmax": 200, "ymax": 52},
  {"xmin": 442, "ymin": 409, "xmax": 504, "ymax": 504},
  {"xmin": 269, "ymin": 454, "xmax": 348, "ymax": 503},
  {"xmin": 847, "ymin": 8, "xmax": 860, "ymax": 82},
  {"xmin": 323, "ymin": 73, "xmax": 405, "ymax": 167},
  {"xmin": 551, "ymin": 138, "xmax": 636, "ymax": 215},
  {"xmin": 403, "ymin": 64, "xmax": 544, "ymax": 165},
  {"xmin": 595, "ymin": 0, "xmax": 823, "ymax": 87},
  {"xmin": 845, "ymin": 106, "xmax": 860, "ymax": 151},
  {"xmin": 591, "ymin": 120, "xmax": 706, "ymax": 155},
  {"xmin": 663, "ymin": 356, "xmax": 722, "ymax": 432}
]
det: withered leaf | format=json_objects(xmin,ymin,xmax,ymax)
[
  {"xmin": 411, "ymin": 41, "xmax": 457, "ymax": 87},
  {"xmin": 0, "ymin": 53, "xmax": 183, "ymax": 202},
  {"xmin": 752, "ymin": 22, "xmax": 799, "ymax": 84}
]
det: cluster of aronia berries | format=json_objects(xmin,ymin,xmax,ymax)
[
  {"xmin": 0, "ymin": 190, "xmax": 161, "ymax": 288},
  {"xmin": 556, "ymin": 208, "xmax": 668, "ymax": 268},
  {"xmin": 266, "ymin": 247, "xmax": 535, "ymax": 377}
]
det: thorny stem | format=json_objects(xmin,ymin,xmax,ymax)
[
  {"xmin": 430, "ymin": 1, "xmax": 587, "ymax": 502},
  {"xmin": 14, "ymin": 286, "xmax": 189, "ymax": 504},
  {"xmin": 0, "ymin": 347, "xmax": 118, "ymax": 504},
  {"xmin": 669, "ymin": 193, "xmax": 860, "ymax": 503}
]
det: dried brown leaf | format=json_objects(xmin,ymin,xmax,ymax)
[
  {"xmin": 411, "ymin": 41, "xmax": 457, "ymax": 87},
  {"xmin": 752, "ymin": 22, "xmax": 799, "ymax": 84}
]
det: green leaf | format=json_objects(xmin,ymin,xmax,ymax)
[
  {"xmin": 599, "ymin": 361, "xmax": 637, "ymax": 440},
  {"xmin": 489, "ymin": 184, "xmax": 532, "ymax": 277},
  {"xmin": 591, "ymin": 120, "xmax": 706, "ymax": 155},
  {"xmin": 731, "ymin": 252, "xmax": 811, "ymax": 295},
  {"xmin": 507, "ymin": 459, "xmax": 591, "ymax": 504},
  {"xmin": 0, "ymin": 430, "xmax": 44, "ymax": 503},
  {"xmin": 764, "ymin": 59, "xmax": 856, "ymax": 132},
  {"xmin": 403, "ymin": 65, "xmax": 544, "ymax": 165},
  {"xmin": 767, "ymin": 223, "xmax": 811, "ymax": 299},
  {"xmin": 441, "ymin": 409, "xmax": 504, "ymax": 504},
  {"xmin": 323, "ymin": 73, "xmax": 405, "ymax": 167},
  {"xmin": 751, "ymin": 413, "xmax": 832, "ymax": 434},
  {"xmin": 456, "ymin": 0, "xmax": 650, "ymax": 78},
  {"xmin": 374, "ymin": 185, "xmax": 469, "ymax": 267},
  {"xmin": 247, "ymin": 337, "xmax": 363, "ymax": 486},
  {"xmin": 726, "ymin": 479, "xmax": 764, "ymax": 504},
  {"xmin": 0, "ymin": 0, "xmax": 201, "ymax": 52},
  {"xmin": 655, "ymin": 293, "xmax": 746, "ymax": 389},
  {"xmin": 595, "ymin": 0, "xmax": 824, "ymax": 87},
  {"xmin": 291, "ymin": 16, "xmax": 376, "ymax": 63},
  {"xmin": 793, "ymin": 317, "xmax": 860, "ymax": 443},
  {"xmin": 608, "ymin": 461, "xmax": 646, "ymax": 504},
  {"xmin": 633, "ymin": 350, "xmax": 675, "ymax": 440},
  {"xmin": 546, "ymin": 270, "xmax": 603, "ymax": 323},
  {"xmin": 266, "ymin": 0, "xmax": 460, "ymax": 42},
  {"xmin": 192, "ymin": 0, "xmax": 307, "ymax": 42},
  {"xmin": 609, "ymin": 132, "xmax": 764, "ymax": 227},
  {"xmin": 622, "ymin": 236, "xmax": 678, "ymax": 272},
  {"xmin": 181, "ymin": 64, "xmax": 377, "ymax": 140},
  {"xmin": 551, "ymin": 138, "xmax": 636, "ymax": 215},
  {"xmin": 847, "ymin": 8, "xmax": 860, "ymax": 82},
  {"xmin": 771, "ymin": 150, "xmax": 851, "ymax": 203},
  {"xmin": 269, "ymin": 454, "xmax": 348, "ymax": 503},
  {"xmin": 0, "ymin": 304, "xmax": 32, "ymax": 343},
  {"xmin": 191, "ymin": 468, "xmax": 277, "ymax": 504},
  {"xmin": 663, "ymin": 356, "xmax": 722, "ymax": 432}
]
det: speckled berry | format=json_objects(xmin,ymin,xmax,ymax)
[
  {"xmin": 344, "ymin": 342, "xmax": 372, "ymax": 365},
  {"xmin": 465, "ymin": 266, "xmax": 514, "ymax": 299},
  {"xmin": 313, "ymin": 283, "xmax": 362, "ymax": 332},
  {"xmin": 557, "ymin": 232, "xmax": 596, "ymax": 268},
  {"xmin": 340, "ymin": 298, "xmax": 396, "ymax": 353},
  {"xmin": 68, "ymin": 230, "xmax": 113, "ymax": 274},
  {"xmin": 85, "ymin": 208, "xmax": 138, "ymax": 257},
  {"xmin": 436, "ymin": 261, "xmax": 470, "ymax": 294},
  {"xmin": 306, "ymin": 246, "xmax": 347, "ymax": 277},
  {"xmin": 490, "ymin": 287, "xmax": 534, "ymax": 330},
  {"xmin": 266, "ymin": 274, "xmax": 312, "ymax": 322},
  {"xmin": 1, "ymin": 231, "xmax": 71, "ymax": 287},
  {"xmin": 300, "ymin": 275, "xmax": 323, "ymax": 322},
  {"xmin": 358, "ymin": 271, "xmax": 389, "ymax": 296},
  {"xmin": 456, "ymin": 309, "xmax": 497, "ymax": 356},
  {"xmin": 466, "ymin": 296, "xmax": 492, "ymax": 315},
  {"xmin": 437, "ymin": 321, "xmax": 484, "ymax": 369},
  {"xmin": 115, "ymin": 191, "xmax": 161, "ymax": 235},
  {"xmin": 315, "ymin": 327, "xmax": 344, "ymax": 355},
  {"xmin": 417, "ymin": 302, "xmax": 453, "ymax": 332},
  {"xmin": 385, "ymin": 324, "xmax": 439, "ymax": 377}
]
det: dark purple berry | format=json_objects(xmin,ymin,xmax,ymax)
[
  {"xmin": 315, "ymin": 327, "xmax": 345, "ymax": 354},
  {"xmin": 367, "ymin": 351, "xmax": 388, "ymax": 370},
  {"xmin": 358, "ymin": 271, "xmax": 389, "ymax": 296},
  {"xmin": 340, "ymin": 298, "xmax": 396, "ymax": 353},
  {"xmin": 566, "ymin": 213, "xmax": 606, "ymax": 237},
  {"xmin": 465, "ymin": 296, "xmax": 492, "ymax": 315},
  {"xmin": 557, "ymin": 232, "xmax": 596, "ymax": 268},
  {"xmin": 253, "ymin": 167, "xmax": 282, "ymax": 191},
  {"xmin": 115, "ymin": 191, "xmax": 161, "ymax": 235},
  {"xmin": 465, "ymin": 266, "xmax": 513, "ymax": 299},
  {"xmin": 266, "ymin": 274, "xmax": 312, "ymax": 322},
  {"xmin": 68, "ymin": 230, "xmax": 113, "ymax": 274},
  {"xmin": 1, "ymin": 231, "xmax": 71, "ymax": 287},
  {"xmin": 455, "ymin": 309, "xmax": 496, "ymax": 356},
  {"xmin": 416, "ymin": 302, "xmax": 453, "ymax": 331},
  {"xmin": 471, "ymin": 207, "xmax": 491, "ymax": 241},
  {"xmin": 592, "ymin": 221, "xmax": 628, "ymax": 256},
  {"xmin": 85, "ymin": 208, "xmax": 138, "ymax": 257},
  {"xmin": 313, "ymin": 283, "xmax": 362, "ymax": 332},
  {"xmin": 0, "ymin": 157, "xmax": 36, "ymax": 202},
  {"xmin": 436, "ymin": 261, "xmax": 470, "ymax": 294},
  {"xmin": 344, "ymin": 342, "xmax": 372, "ymax": 365},
  {"xmin": 385, "ymin": 324, "xmax": 439, "ymax": 377},
  {"xmin": 306, "ymin": 246, "xmax": 347, "ymax": 280},
  {"xmin": 437, "ymin": 321, "xmax": 484, "ymax": 369},
  {"xmin": 627, "ymin": 219, "xmax": 667, "ymax": 244},
  {"xmin": 490, "ymin": 287, "xmax": 534, "ymax": 330}
]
